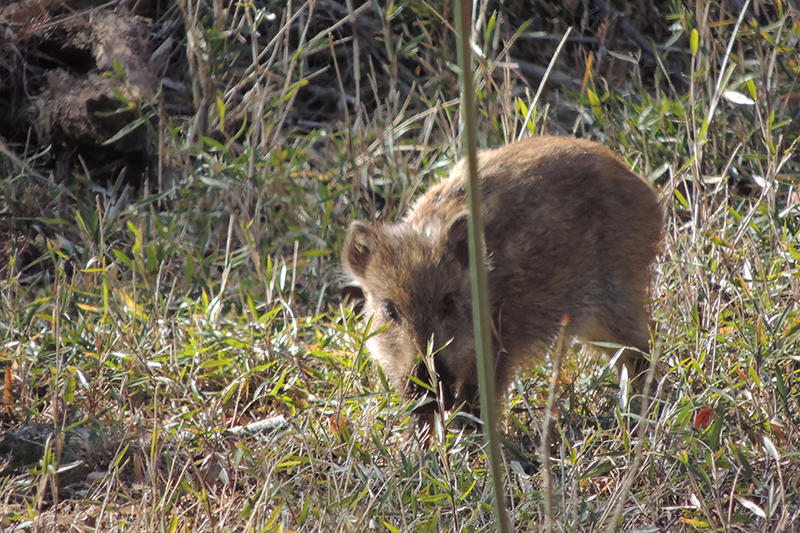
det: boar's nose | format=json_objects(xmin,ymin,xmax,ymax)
[
  {"xmin": 412, "ymin": 320, "xmax": 435, "ymax": 354},
  {"xmin": 409, "ymin": 355, "xmax": 457, "ymax": 413}
]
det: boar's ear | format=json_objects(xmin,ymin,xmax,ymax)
[
  {"xmin": 446, "ymin": 213, "xmax": 470, "ymax": 268},
  {"xmin": 343, "ymin": 221, "xmax": 376, "ymax": 278}
]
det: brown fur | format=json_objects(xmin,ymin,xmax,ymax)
[{"xmin": 343, "ymin": 136, "xmax": 663, "ymax": 428}]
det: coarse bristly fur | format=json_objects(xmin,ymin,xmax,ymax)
[{"xmin": 342, "ymin": 135, "xmax": 664, "ymax": 435}]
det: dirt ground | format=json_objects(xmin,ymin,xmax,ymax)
[
  {"xmin": 0, "ymin": 0, "xmax": 685, "ymax": 188},
  {"xmin": 1, "ymin": 2, "xmax": 160, "ymax": 185}
]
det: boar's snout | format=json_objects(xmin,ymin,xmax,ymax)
[{"xmin": 408, "ymin": 356, "xmax": 457, "ymax": 414}]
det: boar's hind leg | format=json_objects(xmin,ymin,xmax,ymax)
[
  {"xmin": 587, "ymin": 291, "xmax": 652, "ymax": 386},
  {"xmin": 603, "ymin": 307, "xmax": 651, "ymax": 385}
]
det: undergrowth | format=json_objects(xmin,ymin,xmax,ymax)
[{"xmin": 1, "ymin": 0, "xmax": 799, "ymax": 531}]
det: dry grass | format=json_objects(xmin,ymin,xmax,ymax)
[{"xmin": 1, "ymin": 0, "xmax": 799, "ymax": 531}]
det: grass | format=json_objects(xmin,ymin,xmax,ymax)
[{"xmin": 1, "ymin": 0, "xmax": 799, "ymax": 531}]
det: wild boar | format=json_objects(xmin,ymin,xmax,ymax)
[{"xmin": 343, "ymin": 136, "xmax": 663, "ymax": 430}]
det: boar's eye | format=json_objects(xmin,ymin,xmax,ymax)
[
  {"xmin": 441, "ymin": 292, "xmax": 457, "ymax": 318},
  {"xmin": 383, "ymin": 300, "xmax": 401, "ymax": 323}
]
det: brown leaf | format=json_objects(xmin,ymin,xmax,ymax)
[{"xmin": 3, "ymin": 367, "xmax": 13, "ymax": 414}]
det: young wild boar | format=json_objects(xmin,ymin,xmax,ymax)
[{"xmin": 343, "ymin": 136, "xmax": 663, "ymax": 430}]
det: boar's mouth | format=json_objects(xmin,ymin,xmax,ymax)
[{"xmin": 408, "ymin": 357, "xmax": 457, "ymax": 414}]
